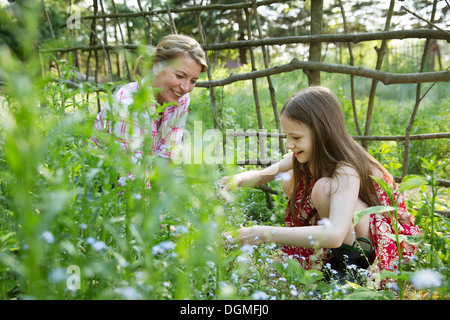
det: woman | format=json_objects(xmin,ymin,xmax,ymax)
[
  {"xmin": 90, "ymin": 34, "xmax": 207, "ymax": 187},
  {"xmin": 224, "ymin": 86, "xmax": 420, "ymax": 283}
]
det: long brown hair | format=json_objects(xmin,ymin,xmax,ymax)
[{"xmin": 281, "ymin": 86, "xmax": 391, "ymax": 218}]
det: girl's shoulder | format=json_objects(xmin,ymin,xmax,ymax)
[{"xmin": 334, "ymin": 161, "xmax": 359, "ymax": 177}]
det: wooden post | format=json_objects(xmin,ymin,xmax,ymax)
[
  {"xmin": 362, "ymin": 0, "xmax": 395, "ymax": 150},
  {"xmin": 402, "ymin": 0, "xmax": 438, "ymax": 178},
  {"xmin": 306, "ymin": 0, "xmax": 323, "ymax": 86},
  {"xmin": 251, "ymin": 0, "xmax": 285, "ymax": 155},
  {"xmin": 244, "ymin": 7, "xmax": 264, "ymax": 131},
  {"xmin": 195, "ymin": 8, "xmax": 220, "ymax": 129},
  {"xmin": 338, "ymin": 0, "xmax": 361, "ymax": 136},
  {"xmin": 111, "ymin": 0, "xmax": 132, "ymax": 82}
]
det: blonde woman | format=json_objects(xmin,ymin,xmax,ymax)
[{"xmin": 91, "ymin": 35, "xmax": 207, "ymax": 187}]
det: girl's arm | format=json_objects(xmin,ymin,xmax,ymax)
[
  {"xmin": 226, "ymin": 153, "xmax": 294, "ymax": 188},
  {"xmin": 228, "ymin": 163, "xmax": 361, "ymax": 249}
]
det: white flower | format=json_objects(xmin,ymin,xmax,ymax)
[
  {"xmin": 160, "ymin": 241, "xmax": 176, "ymax": 251},
  {"xmin": 411, "ymin": 269, "xmax": 443, "ymax": 289},
  {"xmin": 275, "ymin": 172, "xmax": 291, "ymax": 181},
  {"xmin": 236, "ymin": 254, "xmax": 250, "ymax": 263},
  {"xmin": 241, "ymin": 244, "xmax": 254, "ymax": 254},
  {"xmin": 318, "ymin": 218, "xmax": 332, "ymax": 228},
  {"xmin": 252, "ymin": 290, "xmax": 269, "ymax": 300},
  {"xmin": 91, "ymin": 240, "xmax": 107, "ymax": 251},
  {"xmin": 151, "ymin": 241, "xmax": 176, "ymax": 255},
  {"xmin": 41, "ymin": 231, "xmax": 54, "ymax": 244},
  {"xmin": 117, "ymin": 176, "xmax": 128, "ymax": 186},
  {"xmin": 48, "ymin": 268, "xmax": 66, "ymax": 283}
]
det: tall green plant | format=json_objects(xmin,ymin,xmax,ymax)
[{"xmin": 353, "ymin": 175, "xmax": 425, "ymax": 299}]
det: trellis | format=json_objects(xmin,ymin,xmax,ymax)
[{"xmin": 41, "ymin": 0, "xmax": 450, "ymax": 189}]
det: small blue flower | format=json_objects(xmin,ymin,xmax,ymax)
[
  {"xmin": 41, "ymin": 231, "xmax": 54, "ymax": 244},
  {"xmin": 91, "ymin": 240, "xmax": 107, "ymax": 251},
  {"xmin": 252, "ymin": 290, "xmax": 269, "ymax": 300}
]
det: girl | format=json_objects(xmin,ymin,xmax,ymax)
[
  {"xmin": 225, "ymin": 86, "xmax": 420, "ymax": 282},
  {"xmin": 91, "ymin": 34, "xmax": 208, "ymax": 166}
]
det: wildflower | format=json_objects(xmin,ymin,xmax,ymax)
[
  {"xmin": 132, "ymin": 193, "xmax": 142, "ymax": 200},
  {"xmin": 91, "ymin": 240, "xmax": 107, "ymax": 251},
  {"xmin": 386, "ymin": 282, "xmax": 399, "ymax": 291},
  {"xmin": 231, "ymin": 272, "xmax": 239, "ymax": 283},
  {"xmin": 275, "ymin": 172, "xmax": 291, "ymax": 181},
  {"xmin": 115, "ymin": 287, "xmax": 143, "ymax": 300},
  {"xmin": 236, "ymin": 255, "xmax": 250, "ymax": 263},
  {"xmin": 241, "ymin": 244, "xmax": 254, "ymax": 254},
  {"xmin": 252, "ymin": 290, "xmax": 269, "ymax": 300},
  {"xmin": 151, "ymin": 241, "xmax": 176, "ymax": 255},
  {"xmin": 347, "ymin": 264, "xmax": 358, "ymax": 270},
  {"xmin": 411, "ymin": 269, "xmax": 443, "ymax": 289},
  {"xmin": 117, "ymin": 176, "xmax": 128, "ymax": 186},
  {"xmin": 318, "ymin": 218, "xmax": 332, "ymax": 228},
  {"xmin": 48, "ymin": 268, "xmax": 66, "ymax": 283},
  {"xmin": 41, "ymin": 231, "xmax": 54, "ymax": 244}
]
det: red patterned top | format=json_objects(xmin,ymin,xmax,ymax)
[{"xmin": 282, "ymin": 174, "xmax": 421, "ymax": 274}]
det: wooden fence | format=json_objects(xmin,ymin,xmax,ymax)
[{"xmin": 40, "ymin": 0, "xmax": 450, "ymax": 188}]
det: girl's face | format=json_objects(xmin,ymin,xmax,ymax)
[
  {"xmin": 281, "ymin": 113, "xmax": 314, "ymax": 164},
  {"xmin": 153, "ymin": 54, "xmax": 202, "ymax": 104}
]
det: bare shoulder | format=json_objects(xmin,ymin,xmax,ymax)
[{"xmin": 334, "ymin": 161, "xmax": 359, "ymax": 177}]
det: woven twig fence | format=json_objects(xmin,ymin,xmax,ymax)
[{"xmin": 40, "ymin": 0, "xmax": 450, "ymax": 189}]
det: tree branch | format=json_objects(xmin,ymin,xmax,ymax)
[
  {"xmin": 40, "ymin": 30, "xmax": 449, "ymax": 54},
  {"xmin": 195, "ymin": 58, "xmax": 450, "ymax": 87}
]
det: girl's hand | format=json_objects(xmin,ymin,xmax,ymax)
[{"xmin": 224, "ymin": 226, "xmax": 274, "ymax": 246}]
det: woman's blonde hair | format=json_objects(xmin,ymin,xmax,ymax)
[
  {"xmin": 134, "ymin": 34, "xmax": 208, "ymax": 79},
  {"xmin": 281, "ymin": 86, "xmax": 391, "ymax": 221}
]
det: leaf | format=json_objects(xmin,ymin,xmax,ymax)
[
  {"xmin": 399, "ymin": 176, "xmax": 427, "ymax": 192},
  {"xmin": 344, "ymin": 287, "xmax": 394, "ymax": 300},
  {"xmin": 385, "ymin": 234, "xmax": 421, "ymax": 246},
  {"xmin": 353, "ymin": 205, "xmax": 398, "ymax": 226}
]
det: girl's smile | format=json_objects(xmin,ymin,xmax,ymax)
[{"xmin": 281, "ymin": 114, "xmax": 313, "ymax": 164}]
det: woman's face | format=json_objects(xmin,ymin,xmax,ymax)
[
  {"xmin": 281, "ymin": 113, "xmax": 314, "ymax": 164},
  {"xmin": 153, "ymin": 54, "xmax": 202, "ymax": 105}
]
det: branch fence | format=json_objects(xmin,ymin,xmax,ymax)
[{"xmin": 39, "ymin": 0, "xmax": 449, "ymax": 192}]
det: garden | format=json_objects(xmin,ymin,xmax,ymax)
[{"xmin": 0, "ymin": 0, "xmax": 449, "ymax": 303}]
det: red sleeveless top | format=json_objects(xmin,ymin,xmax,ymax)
[{"xmin": 283, "ymin": 175, "xmax": 421, "ymax": 274}]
